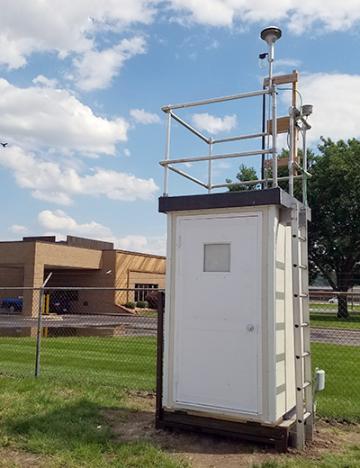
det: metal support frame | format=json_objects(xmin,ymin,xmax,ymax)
[{"xmin": 159, "ymin": 47, "xmax": 311, "ymax": 201}]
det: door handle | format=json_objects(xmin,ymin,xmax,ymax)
[{"xmin": 246, "ymin": 324, "xmax": 255, "ymax": 332}]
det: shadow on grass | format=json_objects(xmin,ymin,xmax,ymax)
[
  {"xmin": 6, "ymin": 399, "xmax": 115, "ymax": 453},
  {"xmin": 7, "ymin": 397, "xmax": 273, "ymax": 458},
  {"xmin": 3, "ymin": 398, "xmax": 188, "ymax": 467}
]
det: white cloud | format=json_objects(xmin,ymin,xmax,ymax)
[
  {"xmin": 0, "ymin": 78, "xmax": 128, "ymax": 155},
  {"xmin": 275, "ymin": 58, "xmax": 302, "ymax": 69},
  {"xmin": 38, "ymin": 210, "xmax": 113, "ymax": 239},
  {"xmin": 38, "ymin": 210, "xmax": 166, "ymax": 255},
  {"xmin": 0, "ymin": 1, "xmax": 156, "ymax": 69},
  {"xmin": 124, "ymin": 148, "xmax": 131, "ymax": 157},
  {"xmin": 287, "ymin": 73, "xmax": 360, "ymax": 144},
  {"xmin": 32, "ymin": 75, "xmax": 58, "ymax": 88},
  {"xmin": 9, "ymin": 224, "xmax": 28, "ymax": 234},
  {"xmin": 168, "ymin": 1, "xmax": 360, "ymax": 32},
  {"xmin": 0, "ymin": 146, "xmax": 158, "ymax": 205},
  {"xmin": 73, "ymin": 36, "xmax": 147, "ymax": 91},
  {"xmin": 192, "ymin": 113, "xmax": 237, "ymax": 135},
  {"xmin": 0, "ymin": 1, "xmax": 359, "ymax": 74},
  {"xmin": 130, "ymin": 108, "xmax": 161, "ymax": 124},
  {"xmin": 116, "ymin": 234, "xmax": 166, "ymax": 255}
]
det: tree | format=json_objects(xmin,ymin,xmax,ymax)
[
  {"xmin": 226, "ymin": 164, "xmax": 259, "ymax": 191},
  {"xmin": 226, "ymin": 140, "xmax": 360, "ymax": 318},
  {"xmin": 307, "ymin": 138, "xmax": 360, "ymax": 318}
]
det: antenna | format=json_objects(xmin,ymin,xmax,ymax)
[{"xmin": 260, "ymin": 26, "xmax": 282, "ymax": 82}]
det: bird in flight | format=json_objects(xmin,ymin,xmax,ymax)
[{"xmin": 0, "ymin": 142, "xmax": 8, "ymax": 147}]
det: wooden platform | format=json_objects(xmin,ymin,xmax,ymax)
[{"xmin": 156, "ymin": 410, "xmax": 295, "ymax": 452}]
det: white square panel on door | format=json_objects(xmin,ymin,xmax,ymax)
[{"xmin": 173, "ymin": 213, "xmax": 262, "ymax": 415}]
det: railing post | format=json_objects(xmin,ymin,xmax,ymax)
[
  {"xmin": 208, "ymin": 138, "xmax": 213, "ymax": 193},
  {"xmin": 288, "ymin": 107, "xmax": 295, "ymax": 197},
  {"xmin": 163, "ymin": 111, "xmax": 172, "ymax": 196},
  {"xmin": 302, "ymin": 127, "xmax": 308, "ymax": 206}
]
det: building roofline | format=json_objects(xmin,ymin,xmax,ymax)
[
  {"xmin": 0, "ymin": 239, "xmax": 165, "ymax": 259},
  {"xmin": 115, "ymin": 248, "xmax": 166, "ymax": 260}
]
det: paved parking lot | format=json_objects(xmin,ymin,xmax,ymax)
[
  {"xmin": 1, "ymin": 314, "xmax": 359, "ymax": 344},
  {"xmin": 0, "ymin": 313, "xmax": 157, "ymax": 336}
]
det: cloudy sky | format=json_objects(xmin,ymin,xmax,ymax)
[{"xmin": 0, "ymin": 1, "xmax": 359, "ymax": 254}]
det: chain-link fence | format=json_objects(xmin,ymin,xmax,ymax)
[
  {"xmin": 309, "ymin": 290, "xmax": 360, "ymax": 422},
  {"xmin": 0, "ymin": 287, "xmax": 162, "ymax": 391},
  {"xmin": 0, "ymin": 287, "xmax": 359, "ymax": 422}
]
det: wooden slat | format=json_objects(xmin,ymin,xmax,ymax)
[
  {"xmin": 267, "ymin": 116, "xmax": 290, "ymax": 135},
  {"xmin": 263, "ymin": 70, "xmax": 299, "ymax": 87}
]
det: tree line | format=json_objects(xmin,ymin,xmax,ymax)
[{"xmin": 226, "ymin": 138, "xmax": 360, "ymax": 318}]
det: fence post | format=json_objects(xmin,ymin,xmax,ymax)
[
  {"xmin": 34, "ymin": 272, "xmax": 53, "ymax": 378},
  {"xmin": 35, "ymin": 288, "xmax": 44, "ymax": 377},
  {"xmin": 155, "ymin": 291, "xmax": 165, "ymax": 427}
]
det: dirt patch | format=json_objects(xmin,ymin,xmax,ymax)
[
  {"xmin": 0, "ymin": 447, "xmax": 46, "ymax": 467},
  {"xmin": 103, "ymin": 392, "xmax": 360, "ymax": 468}
]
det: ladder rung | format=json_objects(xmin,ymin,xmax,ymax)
[
  {"xmin": 298, "ymin": 411, "xmax": 312, "ymax": 424},
  {"xmin": 298, "ymin": 235, "xmax": 307, "ymax": 242},
  {"xmin": 298, "ymin": 264, "xmax": 308, "ymax": 270},
  {"xmin": 295, "ymin": 322, "xmax": 310, "ymax": 328},
  {"xmin": 294, "ymin": 293, "xmax": 308, "ymax": 298},
  {"xmin": 297, "ymin": 381, "xmax": 311, "ymax": 391},
  {"xmin": 296, "ymin": 352, "xmax": 311, "ymax": 359}
]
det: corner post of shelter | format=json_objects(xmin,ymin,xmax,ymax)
[{"xmin": 163, "ymin": 110, "xmax": 172, "ymax": 196}]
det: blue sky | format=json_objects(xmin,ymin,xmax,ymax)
[{"xmin": 0, "ymin": 1, "xmax": 359, "ymax": 254}]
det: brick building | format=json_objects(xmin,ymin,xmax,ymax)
[{"xmin": 0, "ymin": 235, "xmax": 165, "ymax": 316}]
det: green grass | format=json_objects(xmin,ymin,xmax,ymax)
[
  {"xmin": 0, "ymin": 378, "xmax": 187, "ymax": 467},
  {"xmin": 312, "ymin": 343, "xmax": 360, "ymax": 422},
  {"xmin": 0, "ymin": 336, "xmax": 156, "ymax": 389},
  {"xmin": 310, "ymin": 312, "xmax": 360, "ymax": 329},
  {"xmin": 0, "ymin": 336, "xmax": 359, "ymax": 466}
]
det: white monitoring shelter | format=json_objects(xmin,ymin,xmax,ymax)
[{"xmin": 156, "ymin": 27, "xmax": 314, "ymax": 451}]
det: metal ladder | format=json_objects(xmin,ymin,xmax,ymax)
[{"xmin": 291, "ymin": 201, "xmax": 313, "ymax": 449}]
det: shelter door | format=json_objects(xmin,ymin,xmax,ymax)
[{"xmin": 174, "ymin": 213, "xmax": 262, "ymax": 414}]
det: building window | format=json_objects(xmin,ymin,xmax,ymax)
[{"xmin": 134, "ymin": 283, "xmax": 158, "ymax": 302}]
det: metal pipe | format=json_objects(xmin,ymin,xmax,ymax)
[
  {"xmin": 170, "ymin": 112, "xmax": 210, "ymax": 143},
  {"xmin": 160, "ymin": 149, "xmax": 271, "ymax": 166},
  {"xmin": 212, "ymin": 132, "xmax": 268, "ymax": 145},
  {"xmin": 211, "ymin": 174, "xmax": 303, "ymax": 190},
  {"xmin": 167, "ymin": 165, "xmax": 208, "ymax": 189},
  {"xmin": 261, "ymin": 83, "xmax": 266, "ymax": 187},
  {"xmin": 289, "ymin": 107, "xmax": 295, "ymax": 197},
  {"xmin": 302, "ymin": 127, "xmax": 308, "ymax": 206},
  {"xmin": 208, "ymin": 139, "xmax": 213, "ymax": 193},
  {"xmin": 163, "ymin": 112, "xmax": 172, "ymax": 196},
  {"xmin": 266, "ymin": 39, "xmax": 278, "ymax": 188},
  {"xmin": 161, "ymin": 89, "xmax": 270, "ymax": 111},
  {"xmin": 35, "ymin": 272, "xmax": 52, "ymax": 378}
]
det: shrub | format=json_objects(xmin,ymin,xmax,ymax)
[
  {"xmin": 124, "ymin": 301, "xmax": 135, "ymax": 309},
  {"xmin": 136, "ymin": 301, "xmax": 149, "ymax": 309}
]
